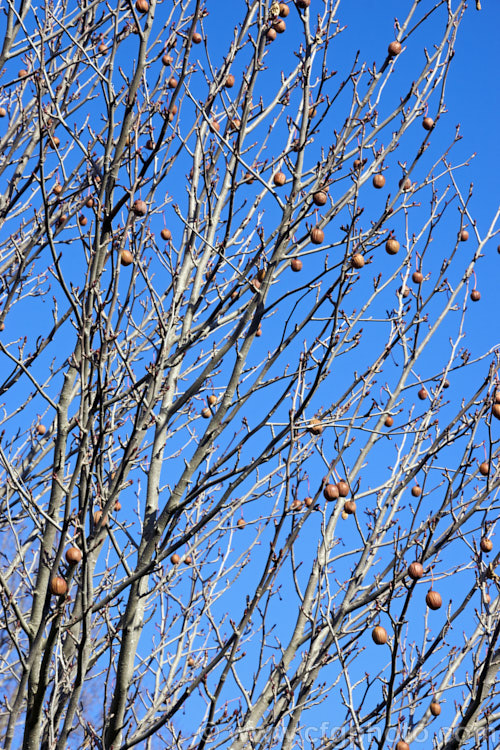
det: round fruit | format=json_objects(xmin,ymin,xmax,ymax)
[
  {"xmin": 442, "ymin": 379, "xmax": 450, "ymax": 388},
  {"xmin": 211, "ymin": 119, "xmax": 220, "ymax": 132},
  {"xmin": 120, "ymin": 250, "xmax": 134, "ymax": 266},
  {"xmin": 408, "ymin": 561, "xmax": 424, "ymax": 580},
  {"xmin": 353, "ymin": 158, "xmax": 363, "ymax": 170},
  {"xmin": 162, "ymin": 53, "xmax": 173, "ymax": 66},
  {"xmin": 398, "ymin": 286, "xmax": 410, "ymax": 298},
  {"xmin": 36, "ymin": 423, "xmax": 46, "ymax": 435},
  {"xmin": 266, "ymin": 28, "xmax": 277, "ymax": 41},
  {"xmin": 395, "ymin": 743, "xmax": 410, "ymax": 750},
  {"xmin": 485, "ymin": 592, "xmax": 491, "ymax": 604},
  {"xmin": 93, "ymin": 510, "xmax": 108, "ymax": 527},
  {"xmin": 135, "ymin": 0, "xmax": 149, "ymax": 12},
  {"xmin": 85, "ymin": 196, "xmax": 95, "ymax": 208},
  {"xmin": 167, "ymin": 76, "xmax": 177, "ymax": 89},
  {"xmin": 385, "ymin": 238, "xmax": 400, "ymax": 255},
  {"xmin": 399, "ymin": 177, "xmax": 412, "ymax": 191},
  {"xmin": 273, "ymin": 19, "xmax": 286, "ymax": 33},
  {"xmin": 114, "ymin": 500, "xmax": 121, "ymax": 511},
  {"xmin": 388, "ymin": 41, "xmax": 402, "ymax": 57},
  {"xmin": 256, "ymin": 326, "xmax": 262, "ymax": 337},
  {"xmin": 341, "ymin": 510, "xmax": 349, "ymax": 520},
  {"xmin": 372, "ymin": 174, "xmax": 386, "ymax": 189},
  {"xmin": 279, "ymin": 3, "xmax": 290, "ymax": 16},
  {"xmin": 422, "ymin": 116, "xmax": 434, "ymax": 131},
  {"xmin": 337, "ymin": 480, "xmax": 349, "ymax": 497},
  {"xmin": 78, "ymin": 214, "xmax": 88, "ymax": 226},
  {"xmin": 343, "ymin": 500, "xmax": 356, "ymax": 514},
  {"xmin": 479, "ymin": 461, "xmax": 490, "ymax": 476},
  {"xmin": 426, "ymin": 589, "xmax": 442, "ymax": 610},
  {"xmin": 236, "ymin": 518, "xmax": 246, "ymax": 529},
  {"xmin": 430, "ymin": 701, "xmax": 441, "ymax": 717},
  {"xmin": 460, "ymin": 229, "xmax": 469, "ymax": 241},
  {"xmin": 192, "ymin": 32, "xmax": 202, "ymax": 44},
  {"xmin": 273, "ymin": 171, "xmax": 286, "ymax": 186},
  {"xmin": 384, "ymin": 415, "xmax": 394, "ymax": 427},
  {"xmin": 65, "ymin": 547, "xmax": 82, "ymax": 564},
  {"xmin": 372, "ymin": 625, "xmax": 388, "ymax": 645},
  {"xmin": 171, "ymin": 553, "xmax": 181, "ymax": 564},
  {"xmin": 161, "ymin": 228, "xmax": 172, "ymax": 241},
  {"xmin": 290, "ymin": 258, "xmax": 302, "ymax": 272},
  {"xmin": 50, "ymin": 135, "xmax": 60, "ymax": 148},
  {"xmin": 412, "ymin": 271, "xmax": 423, "ymax": 284},
  {"xmin": 492, "ymin": 403, "xmax": 500, "ymax": 420},
  {"xmin": 470, "ymin": 289, "xmax": 481, "ymax": 302},
  {"xmin": 310, "ymin": 227, "xmax": 324, "ymax": 245},
  {"xmin": 201, "ymin": 407, "xmax": 211, "ymax": 418},
  {"xmin": 145, "ymin": 138, "xmax": 155, "ymax": 150},
  {"xmin": 418, "ymin": 387, "xmax": 428, "ymax": 401},
  {"xmin": 411, "ymin": 485, "xmax": 422, "ymax": 497},
  {"xmin": 352, "ymin": 253, "xmax": 365, "ymax": 269},
  {"xmin": 0, "ymin": 107, "xmax": 7, "ymax": 117},
  {"xmin": 308, "ymin": 418, "xmax": 323, "ymax": 435},
  {"xmin": 132, "ymin": 199, "xmax": 147, "ymax": 216},
  {"xmin": 207, "ymin": 394, "xmax": 217, "ymax": 406},
  {"xmin": 323, "ymin": 483, "xmax": 340, "ymax": 501},
  {"xmin": 256, "ymin": 268, "xmax": 266, "ymax": 282},
  {"xmin": 19, "ymin": 69, "xmax": 28, "ymax": 78},
  {"xmin": 185, "ymin": 555, "xmax": 193, "ymax": 564},
  {"xmin": 291, "ymin": 499, "xmax": 302, "ymax": 511},
  {"xmin": 480, "ymin": 537, "xmax": 493, "ymax": 553},
  {"xmin": 297, "ymin": 0, "xmax": 311, "ymax": 7},
  {"xmin": 50, "ymin": 576, "xmax": 68, "ymax": 596},
  {"xmin": 304, "ymin": 496, "xmax": 314, "ymax": 507},
  {"xmin": 225, "ymin": 74, "xmax": 235, "ymax": 88},
  {"xmin": 53, "ymin": 183, "xmax": 63, "ymax": 195},
  {"xmin": 187, "ymin": 656, "xmax": 195, "ymax": 667},
  {"xmin": 312, "ymin": 190, "xmax": 328, "ymax": 206}
]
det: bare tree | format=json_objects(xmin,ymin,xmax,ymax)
[{"xmin": 0, "ymin": 1, "xmax": 499, "ymax": 749}]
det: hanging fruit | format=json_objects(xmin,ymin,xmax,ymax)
[{"xmin": 372, "ymin": 626, "xmax": 388, "ymax": 645}]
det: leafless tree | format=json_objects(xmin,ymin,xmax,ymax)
[{"xmin": 0, "ymin": 1, "xmax": 499, "ymax": 749}]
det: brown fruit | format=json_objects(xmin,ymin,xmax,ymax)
[
  {"xmin": 352, "ymin": 253, "xmax": 365, "ymax": 269},
  {"xmin": 480, "ymin": 537, "xmax": 493, "ymax": 553},
  {"xmin": 255, "ymin": 325, "xmax": 262, "ymax": 337},
  {"xmin": 132, "ymin": 199, "xmax": 147, "ymax": 216},
  {"xmin": 399, "ymin": 177, "xmax": 412, "ymax": 191},
  {"xmin": 492, "ymin": 403, "xmax": 500, "ymax": 420},
  {"xmin": 0, "ymin": 107, "xmax": 7, "ymax": 117},
  {"xmin": 187, "ymin": 656, "xmax": 196, "ymax": 667},
  {"xmin": 98, "ymin": 42, "xmax": 107, "ymax": 53},
  {"xmin": 50, "ymin": 135, "xmax": 60, "ymax": 148},
  {"xmin": 418, "ymin": 387, "xmax": 428, "ymax": 401},
  {"xmin": 343, "ymin": 500, "xmax": 356, "ymax": 514},
  {"xmin": 323, "ymin": 483, "xmax": 339, "ymax": 501},
  {"xmin": 290, "ymin": 258, "xmax": 302, "ymax": 272},
  {"xmin": 50, "ymin": 576, "xmax": 68, "ymax": 596},
  {"xmin": 412, "ymin": 270, "xmax": 423, "ymax": 284},
  {"xmin": 395, "ymin": 743, "xmax": 410, "ymax": 750},
  {"xmin": 85, "ymin": 196, "xmax": 95, "ymax": 208},
  {"xmin": 229, "ymin": 117, "xmax": 241, "ymax": 131},
  {"xmin": 120, "ymin": 250, "xmax": 134, "ymax": 266},
  {"xmin": 93, "ymin": 510, "xmax": 108, "ymax": 527},
  {"xmin": 337, "ymin": 480, "xmax": 349, "ymax": 497},
  {"xmin": 273, "ymin": 171, "xmax": 286, "ymax": 186},
  {"xmin": 408, "ymin": 561, "xmax": 424, "ymax": 580},
  {"xmin": 185, "ymin": 555, "xmax": 193, "ymax": 565},
  {"xmin": 297, "ymin": 0, "xmax": 311, "ymax": 7},
  {"xmin": 162, "ymin": 53, "xmax": 173, "ymax": 66},
  {"xmin": 192, "ymin": 32, "xmax": 202, "ymax": 44},
  {"xmin": 312, "ymin": 190, "xmax": 328, "ymax": 206},
  {"xmin": 310, "ymin": 227, "xmax": 324, "ymax": 245},
  {"xmin": 225, "ymin": 74, "xmax": 235, "ymax": 88},
  {"xmin": 291, "ymin": 499, "xmax": 302, "ymax": 511},
  {"xmin": 211, "ymin": 119, "xmax": 220, "ymax": 132},
  {"xmin": 422, "ymin": 116, "xmax": 434, "ymax": 131},
  {"xmin": 411, "ymin": 485, "xmax": 422, "ymax": 497},
  {"xmin": 167, "ymin": 76, "xmax": 178, "ymax": 89},
  {"xmin": 279, "ymin": 3, "xmax": 290, "ymax": 16},
  {"xmin": 161, "ymin": 228, "xmax": 172, "ymax": 241},
  {"xmin": 78, "ymin": 214, "xmax": 88, "ymax": 226},
  {"xmin": 388, "ymin": 41, "xmax": 402, "ymax": 57},
  {"xmin": 384, "ymin": 415, "xmax": 394, "ymax": 427},
  {"xmin": 145, "ymin": 138, "xmax": 155, "ymax": 150},
  {"xmin": 304, "ymin": 496, "xmax": 314, "ymax": 507},
  {"xmin": 442, "ymin": 379, "xmax": 450, "ymax": 388},
  {"xmin": 256, "ymin": 268, "xmax": 266, "ymax": 282},
  {"xmin": 273, "ymin": 19, "xmax": 286, "ymax": 33},
  {"xmin": 236, "ymin": 518, "xmax": 246, "ymax": 529},
  {"xmin": 372, "ymin": 174, "xmax": 386, "ymax": 189},
  {"xmin": 385, "ymin": 238, "xmax": 400, "ymax": 255},
  {"xmin": 485, "ymin": 592, "xmax": 491, "ymax": 604},
  {"xmin": 426, "ymin": 589, "xmax": 442, "ymax": 610},
  {"xmin": 19, "ymin": 69, "xmax": 28, "ymax": 78},
  {"xmin": 479, "ymin": 461, "xmax": 490, "ymax": 476},
  {"xmin": 460, "ymin": 229, "xmax": 469, "ymax": 241},
  {"xmin": 171, "ymin": 553, "xmax": 181, "ymax": 564},
  {"xmin": 470, "ymin": 289, "xmax": 481, "ymax": 302},
  {"xmin": 65, "ymin": 547, "xmax": 82, "ymax": 564},
  {"xmin": 53, "ymin": 183, "xmax": 63, "ymax": 195},
  {"xmin": 430, "ymin": 701, "xmax": 441, "ymax": 717},
  {"xmin": 308, "ymin": 418, "xmax": 323, "ymax": 435},
  {"xmin": 341, "ymin": 510, "xmax": 349, "ymax": 520},
  {"xmin": 398, "ymin": 286, "xmax": 410, "ymax": 298},
  {"xmin": 201, "ymin": 407, "xmax": 211, "ymax": 418},
  {"xmin": 114, "ymin": 500, "xmax": 121, "ymax": 511},
  {"xmin": 353, "ymin": 158, "xmax": 363, "ymax": 170},
  {"xmin": 266, "ymin": 28, "xmax": 277, "ymax": 41},
  {"xmin": 207, "ymin": 394, "xmax": 217, "ymax": 406},
  {"xmin": 135, "ymin": 0, "xmax": 149, "ymax": 12},
  {"xmin": 372, "ymin": 626, "xmax": 388, "ymax": 645},
  {"xmin": 36, "ymin": 423, "xmax": 46, "ymax": 435}
]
